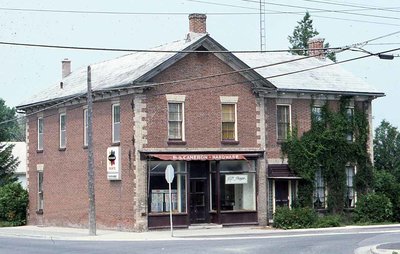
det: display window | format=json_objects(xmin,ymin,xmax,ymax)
[{"xmin": 149, "ymin": 161, "xmax": 187, "ymax": 214}]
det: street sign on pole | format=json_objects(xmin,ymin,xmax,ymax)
[{"xmin": 165, "ymin": 164, "xmax": 175, "ymax": 237}]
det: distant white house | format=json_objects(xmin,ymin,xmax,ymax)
[{"xmin": 1, "ymin": 142, "xmax": 27, "ymax": 189}]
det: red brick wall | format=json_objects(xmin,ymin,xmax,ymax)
[
  {"xmin": 145, "ymin": 52, "xmax": 259, "ymax": 149},
  {"xmin": 27, "ymin": 97, "xmax": 136, "ymax": 230}
]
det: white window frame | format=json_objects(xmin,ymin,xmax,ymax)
[
  {"xmin": 166, "ymin": 94, "xmax": 186, "ymax": 141},
  {"xmin": 276, "ymin": 104, "xmax": 291, "ymax": 141},
  {"xmin": 345, "ymin": 165, "xmax": 356, "ymax": 208},
  {"xmin": 346, "ymin": 107, "xmax": 355, "ymax": 142},
  {"xmin": 83, "ymin": 109, "xmax": 88, "ymax": 146},
  {"xmin": 312, "ymin": 105, "xmax": 323, "ymax": 122},
  {"xmin": 37, "ymin": 164, "xmax": 44, "ymax": 212},
  {"xmin": 59, "ymin": 113, "xmax": 66, "ymax": 149},
  {"xmin": 221, "ymin": 103, "xmax": 238, "ymax": 141},
  {"xmin": 112, "ymin": 104, "xmax": 121, "ymax": 143},
  {"xmin": 37, "ymin": 117, "xmax": 44, "ymax": 150},
  {"xmin": 220, "ymin": 96, "xmax": 239, "ymax": 142}
]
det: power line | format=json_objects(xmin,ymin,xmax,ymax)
[
  {"xmin": 235, "ymin": 0, "xmax": 400, "ymax": 21},
  {"xmin": 190, "ymin": 0, "xmax": 400, "ymax": 26},
  {"xmin": 300, "ymin": 0, "xmax": 400, "ymax": 13},
  {"xmin": 3, "ymin": 46, "xmax": 396, "ymax": 125},
  {"xmin": 0, "ymin": 40, "xmax": 343, "ymax": 53}
]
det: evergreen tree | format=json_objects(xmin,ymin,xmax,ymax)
[
  {"xmin": 0, "ymin": 98, "xmax": 21, "ymax": 186},
  {"xmin": 288, "ymin": 11, "xmax": 336, "ymax": 62}
]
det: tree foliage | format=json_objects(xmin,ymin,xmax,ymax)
[
  {"xmin": 0, "ymin": 182, "xmax": 28, "ymax": 226},
  {"xmin": 0, "ymin": 98, "xmax": 22, "ymax": 186},
  {"xmin": 0, "ymin": 144, "xmax": 18, "ymax": 187},
  {"xmin": 373, "ymin": 120, "xmax": 400, "ymax": 178},
  {"xmin": 373, "ymin": 120, "xmax": 400, "ymax": 221},
  {"xmin": 288, "ymin": 11, "xmax": 336, "ymax": 62},
  {"xmin": 0, "ymin": 98, "xmax": 24, "ymax": 142},
  {"xmin": 282, "ymin": 98, "xmax": 372, "ymax": 213}
]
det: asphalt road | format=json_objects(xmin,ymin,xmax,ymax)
[{"xmin": 0, "ymin": 226, "xmax": 399, "ymax": 254}]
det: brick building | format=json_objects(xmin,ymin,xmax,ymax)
[{"xmin": 17, "ymin": 14, "xmax": 383, "ymax": 231}]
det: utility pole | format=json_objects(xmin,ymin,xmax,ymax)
[
  {"xmin": 259, "ymin": 0, "xmax": 266, "ymax": 51},
  {"xmin": 87, "ymin": 65, "xmax": 96, "ymax": 236}
]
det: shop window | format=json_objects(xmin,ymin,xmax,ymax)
[
  {"xmin": 59, "ymin": 113, "xmax": 66, "ymax": 149},
  {"xmin": 221, "ymin": 104, "xmax": 237, "ymax": 141},
  {"xmin": 149, "ymin": 161, "xmax": 187, "ymax": 214},
  {"xmin": 313, "ymin": 167, "xmax": 326, "ymax": 209},
  {"xmin": 112, "ymin": 104, "xmax": 120, "ymax": 143},
  {"xmin": 345, "ymin": 166, "xmax": 355, "ymax": 208},
  {"xmin": 277, "ymin": 105, "xmax": 291, "ymax": 141},
  {"xmin": 37, "ymin": 117, "xmax": 44, "ymax": 151},
  {"xmin": 168, "ymin": 103, "xmax": 184, "ymax": 140},
  {"xmin": 211, "ymin": 161, "xmax": 256, "ymax": 211}
]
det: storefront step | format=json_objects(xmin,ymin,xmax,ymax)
[{"xmin": 188, "ymin": 223, "xmax": 223, "ymax": 230}]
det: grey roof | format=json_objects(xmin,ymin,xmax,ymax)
[
  {"xmin": 18, "ymin": 33, "xmax": 208, "ymax": 108},
  {"xmin": 18, "ymin": 34, "xmax": 383, "ymax": 109},
  {"xmin": 235, "ymin": 52, "xmax": 383, "ymax": 95}
]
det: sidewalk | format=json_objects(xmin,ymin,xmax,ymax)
[{"xmin": 0, "ymin": 224, "xmax": 399, "ymax": 254}]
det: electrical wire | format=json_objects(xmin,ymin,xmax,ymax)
[
  {"xmin": 2, "ymin": 46, "xmax": 396, "ymax": 126},
  {"xmin": 1, "ymin": 30, "xmax": 398, "ymax": 125},
  {"xmin": 300, "ymin": 0, "xmax": 400, "ymax": 13},
  {"xmin": 0, "ymin": 40, "xmax": 342, "ymax": 53}
]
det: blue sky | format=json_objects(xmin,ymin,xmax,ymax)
[{"xmin": 0, "ymin": 0, "xmax": 399, "ymax": 129}]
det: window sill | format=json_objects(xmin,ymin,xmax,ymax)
[
  {"xmin": 148, "ymin": 212, "xmax": 188, "ymax": 216},
  {"xmin": 83, "ymin": 145, "xmax": 88, "ymax": 149},
  {"xmin": 59, "ymin": 147, "xmax": 66, "ymax": 152},
  {"xmin": 167, "ymin": 140, "xmax": 187, "ymax": 145},
  {"xmin": 112, "ymin": 142, "xmax": 120, "ymax": 146},
  {"xmin": 36, "ymin": 150, "xmax": 43, "ymax": 153},
  {"xmin": 221, "ymin": 140, "xmax": 239, "ymax": 145},
  {"xmin": 36, "ymin": 209, "xmax": 43, "ymax": 215}
]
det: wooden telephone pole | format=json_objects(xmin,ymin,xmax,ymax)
[{"xmin": 87, "ymin": 65, "xmax": 96, "ymax": 236}]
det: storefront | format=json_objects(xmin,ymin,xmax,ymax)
[{"xmin": 145, "ymin": 153, "xmax": 262, "ymax": 229}]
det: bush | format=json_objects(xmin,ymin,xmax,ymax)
[
  {"xmin": 274, "ymin": 207, "xmax": 317, "ymax": 229},
  {"xmin": 0, "ymin": 183, "xmax": 28, "ymax": 226},
  {"xmin": 315, "ymin": 215, "xmax": 342, "ymax": 228},
  {"xmin": 354, "ymin": 193, "xmax": 393, "ymax": 223}
]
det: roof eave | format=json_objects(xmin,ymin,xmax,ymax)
[{"xmin": 276, "ymin": 88, "xmax": 385, "ymax": 99}]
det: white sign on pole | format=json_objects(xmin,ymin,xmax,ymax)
[
  {"xmin": 165, "ymin": 164, "xmax": 175, "ymax": 237},
  {"xmin": 165, "ymin": 165, "xmax": 175, "ymax": 183}
]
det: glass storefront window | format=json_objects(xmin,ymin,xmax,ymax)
[
  {"xmin": 149, "ymin": 161, "xmax": 187, "ymax": 214},
  {"xmin": 210, "ymin": 160, "xmax": 256, "ymax": 211}
]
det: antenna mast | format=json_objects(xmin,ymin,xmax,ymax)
[{"xmin": 259, "ymin": 0, "xmax": 266, "ymax": 51}]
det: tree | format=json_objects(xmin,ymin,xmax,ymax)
[
  {"xmin": 0, "ymin": 98, "xmax": 21, "ymax": 186},
  {"xmin": 0, "ymin": 98, "xmax": 24, "ymax": 142},
  {"xmin": 0, "ymin": 144, "xmax": 18, "ymax": 186},
  {"xmin": 373, "ymin": 120, "xmax": 400, "ymax": 179},
  {"xmin": 288, "ymin": 11, "xmax": 337, "ymax": 62},
  {"xmin": 373, "ymin": 120, "xmax": 400, "ymax": 221}
]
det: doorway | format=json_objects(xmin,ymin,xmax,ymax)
[
  {"xmin": 189, "ymin": 161, "xmax": 209, "ymax": 224},
  {"xmin": 275, "ymin": 180, "xmax": 289, "ymax": 208}
]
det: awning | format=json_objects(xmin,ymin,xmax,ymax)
[
  {"xmin": 268, "ymin": 164, "xmax": 301, "ymax": 179},
  {"xmin": 148, "ymin": 153, "xmax": 253, "ymax": 161}
]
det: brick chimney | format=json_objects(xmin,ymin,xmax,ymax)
[
  {"xmin": 308, "ymin": 38, "xmax": 325, "ymax": 59},
  {"xmin": 189, "ymin": 13, "xmax": 207, "ymax": 34},
  {"xmin": 62, "ymin": 58, "xmax": 71, "ymax": 78}
]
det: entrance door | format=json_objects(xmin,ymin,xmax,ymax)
[
  {"xmin": 189, "ymin": 161, "xmax": 209, "ymax": 224},
  {"xmin": 275, "ymin": 180, "xmax": 289, "ymax": 208}
]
